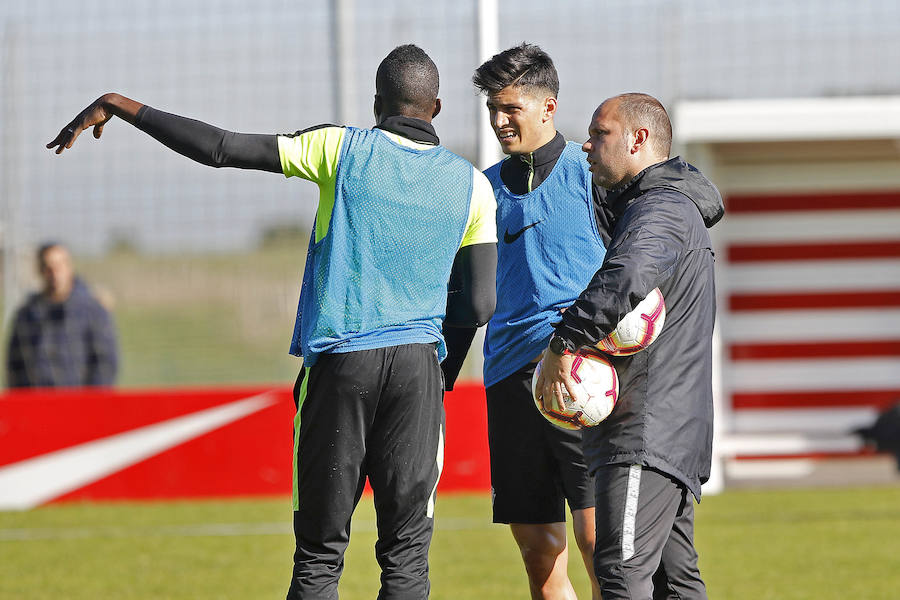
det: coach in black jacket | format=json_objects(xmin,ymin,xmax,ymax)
[{"xmin": 537, "ymin": 93, "xmax": 723, "ymax": 600}]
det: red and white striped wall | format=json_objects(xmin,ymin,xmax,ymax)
[
  {"xmin": 717, "ymin": 190, "xmax": 900, "ymax": 479},
  {"xmin": 676, "ymin": 97, "xmax": 900, "ymax": 487}
]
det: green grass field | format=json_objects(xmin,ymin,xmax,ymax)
[
  {"xmin": 2, "ymin": 486, "xmax": 899, "ymax": 599},
  {"xmin": 5, "ymin": 248, "xmax": 900, "ymax": 598}
]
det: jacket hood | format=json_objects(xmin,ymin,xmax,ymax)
[{"xmin": 608, "ymin": 157, "xmax": 724, "ymax": 228}]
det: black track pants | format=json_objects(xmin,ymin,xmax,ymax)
[
  {"xmin": 286, "ymin": 344, "xmax": 444, "ymax": 600},
  {"xmin": 593, "ymin": 464, "xmax": 707, "ymax": 600}
]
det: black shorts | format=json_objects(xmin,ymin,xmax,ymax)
[{"xmin": 486, "ymin": 361, "xmax": 594, "ymax": 524}]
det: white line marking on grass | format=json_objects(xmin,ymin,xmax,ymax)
[
  {"xmin": 0, "ymin": 517, "xmax": 493, "ymax": 542},
  {"xmin": 0, "ymin": 522, "xmax": 291, "ymax": 541}
]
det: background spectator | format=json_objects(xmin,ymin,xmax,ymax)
[{"xmin": 6, "ymin": 242, "xmax": 118, "ymax": 388}]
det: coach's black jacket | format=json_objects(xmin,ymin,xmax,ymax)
[{"xmin": 554, "ymin": 157, "xmax": 724, "ymax": 501}]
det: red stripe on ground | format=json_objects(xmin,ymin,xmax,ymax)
[
  {"xmin": 728, "ymin": 240, "xmax": 900, "ymax": 262},
  {"xmin": 730, "ymin": 290, "xmax": 900, "ymax": 310},
  {"xmin": 730, "ymin": 340, "xmax": 900, "ymax": 360},
  {"xmin": 732, "ymin": 390, "xmax": 900, "ymax": 410},
  {"xmin": 726, "ymin": 191, "xmax": 900, "ymax": 213}
]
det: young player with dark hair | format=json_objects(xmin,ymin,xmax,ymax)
[
  {"xmin": 48, "ymin": 44, "xmax": 498, "ymax": 600},
  {"xmin": 537, "ymin": 93, "xmax": 724, "ymax": 599},
  {"xmin": 462, "ymin": 43, "xmax": 609, "ymax": 600}
]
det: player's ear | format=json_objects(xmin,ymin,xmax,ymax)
[
  {"xmin": 432, "ymin": 98, "xmax": 442, "ymax": 119},
  {"xmin": 631, "ymin": 127, "xmax": 649, "ymax": 154},
  {"xmin": 373, "ymin": 94, "xmax": 383, "ymax": 122},
  {"xmin": 543, "ymin": 97, "xmax": 558, "ymax": 122}
]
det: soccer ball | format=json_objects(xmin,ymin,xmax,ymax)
[
  {"xmin": 531, "ymin": 350, "xmax": 619, "ymax": 430},
  {"xmin": 596, "ymin": 288, "xmax": 666, "ymax": 356}
]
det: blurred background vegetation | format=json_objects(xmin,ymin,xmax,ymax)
[{"xmin": 71, "ymin": 230, "xmax": 307, "ymax": 387}]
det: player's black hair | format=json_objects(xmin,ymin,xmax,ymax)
[
  {"xmin": 472, "ymin": 43, "xmax": 559, "ymax": 97},
  {"xmin": 375, "ymin": 44, "xmax": 440, "ymax": 117},
  {"xmin": 612, "ymin": 93, "xmax": 672, "ymax": 158}
]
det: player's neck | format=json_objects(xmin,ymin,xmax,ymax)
[{"xmin": 513, "ymin": 127, "xmax": 558, "ymax": 157}]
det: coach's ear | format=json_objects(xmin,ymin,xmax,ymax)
[
  {"xmin": 629, "ymin": 127, "xmax": 650, "ymax": 155},
  {"xmin": 432, "ymin": 98, "xmax": 442, "ymax": 119}
]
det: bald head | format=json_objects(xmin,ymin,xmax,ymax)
[
  {"xmin": 375, "ymin": 45, "xmax": 441, "ymax": 122},
  {"xmin": 583, "ymin": 93, "xmax": 674, "ymax": 189},
  {"xmin": 608, "ymin": 93, "xmax": 672, "ymax": 159}
]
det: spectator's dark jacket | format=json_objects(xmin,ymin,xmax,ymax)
[
  {"xmin": 6, "ymin": 278, "xmax": 118, "ymax": 388},
  {"xmin": 555, "ymin": 157, "xmax": 724, "ymax": 500}
]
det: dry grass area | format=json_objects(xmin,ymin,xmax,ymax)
[
  {"xmin": 7, "ymin": 234, "xmax": 485, "ymax": 387},
  {"xmin": 75, "ymin": 240, "xmax": 305, "ymax": 387}
]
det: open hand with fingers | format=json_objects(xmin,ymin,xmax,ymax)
[{"xmin": 46, "ymin": 93, "xmax": 143, "ymax": 154}]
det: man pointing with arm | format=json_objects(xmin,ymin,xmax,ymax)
[{"xmin": 48, "ymin": 44, "xmax": 497, "ymax": 599}]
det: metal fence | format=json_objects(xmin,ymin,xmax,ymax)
[{"xmin": 2, "ymin": 0, "xmax": 899, "ymax": 386}]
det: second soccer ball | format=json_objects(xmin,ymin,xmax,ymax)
[{"xmin": 596, "ymin": 287, "xmax": 666, "ymax": 356}]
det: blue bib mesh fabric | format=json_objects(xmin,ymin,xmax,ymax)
[
  {"xmin": 483, "ymin": 142, "xmax": 606, "ymax": 386},
  {"xmin": 290, "ymin": 127, "xmax": 473, "ymax": 365}
]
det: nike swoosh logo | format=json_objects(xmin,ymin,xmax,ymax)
[
  {"xmin": 503, "ymin": 220, "xmax": 543, "ymax": 244},
  {"xmin": 0, "ymin": 393, "xmax": 276, "ymax": 509}
]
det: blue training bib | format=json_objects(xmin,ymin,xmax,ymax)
[
  {"xmin": 483, "ymin": 142, "xmax": 606, "ymax": 386},
  {"xmin": 291, "ymin": 127, "xmax": 473, "ymax": 365}
]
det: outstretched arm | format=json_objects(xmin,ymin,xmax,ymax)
[{"xmin": 47, "ymin": 93, "xmax": 281, "ymax": 172}]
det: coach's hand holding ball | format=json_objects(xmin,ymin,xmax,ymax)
[
  {"xmin": 533, "ymin": 289, "xmax": 666, "ymax": 429},
  {"xmin": 533, "ymin": 342, "xmax": 619, "ymax": 430},
  {"xmin": 535, "ymin": 336, "xmax": 581, "ymax": 415}
]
